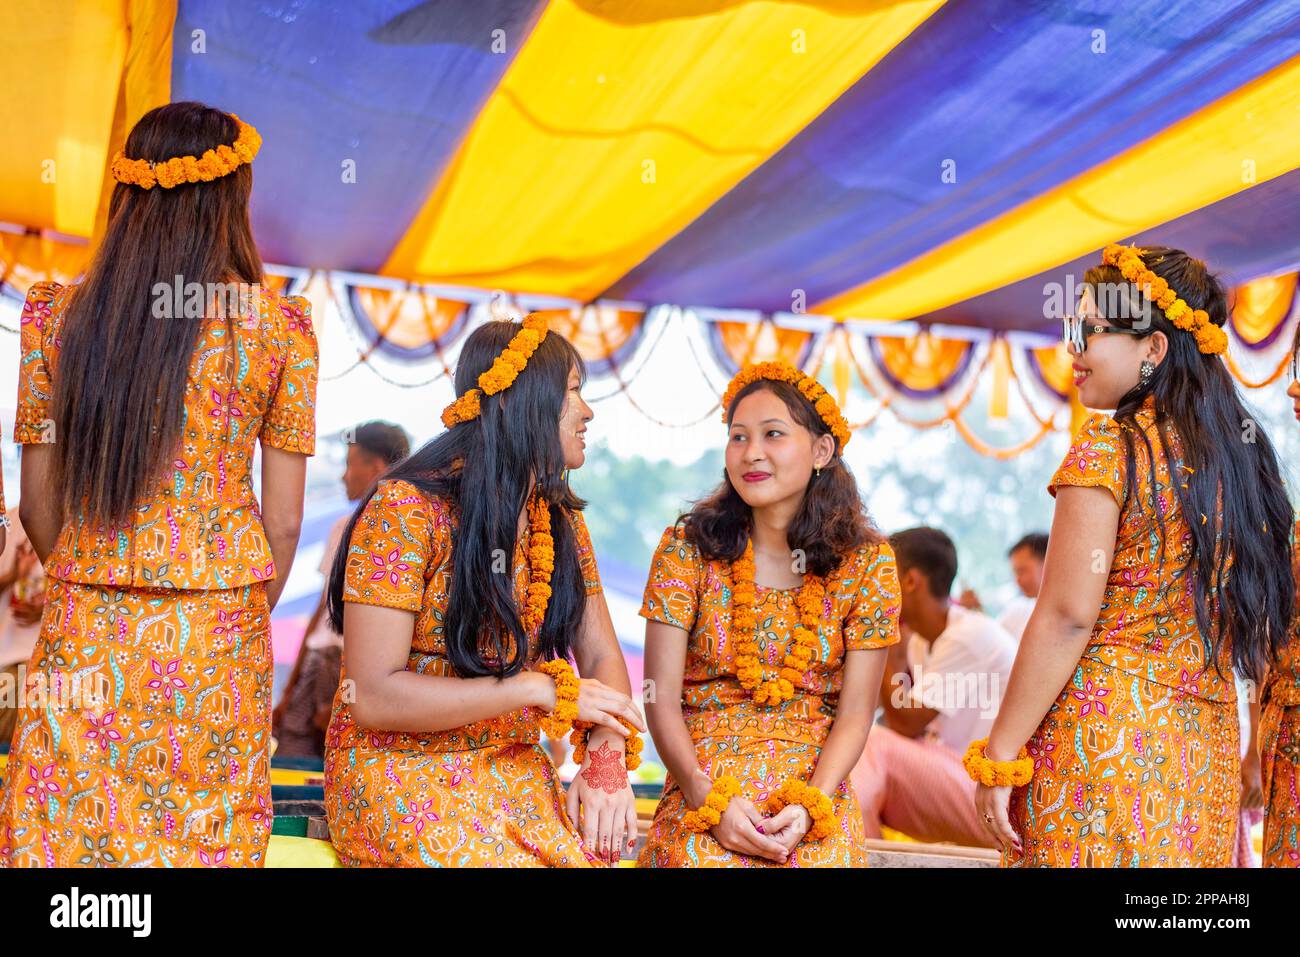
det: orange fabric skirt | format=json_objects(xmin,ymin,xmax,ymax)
[
  {"xmin": 638, "ymin": 734, "xmax": 868, "ymax": 867},
  {"xmin": 324, "ymin": 738, "xmax": 595, "ymax": 867},
  {"xmin": 0, "ymin": 579, "xmax": 273, "ymax": 867},
  {"xmin": 1260, "ymin": 699, "xmax": 1300, "ymax": 867},
  {"xmin": 1007, "ymin": 655, "xmax": 1239, "ymax": 867}
]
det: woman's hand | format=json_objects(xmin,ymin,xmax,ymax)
[
  {"xmin": 565, "ymin": 728, "xmax": 638, "ymax": 864},
  {"xmin": 711, "ymin": 796, "xmax": 788, "ymax": 864},
  {"xmin": 1241, "ymin": 748, "xmax": 1264, "ymax": 810},
  {"xmin": 532, "ymin": 673, "xmax": 646, "ymax": 737},
  {"xmin": 763, "ymin": 803, "xmax": 811, "ymax": 858},
  {"xmin": 975, "ymin": 783, "xmax": 1021, "ymax": 855}
]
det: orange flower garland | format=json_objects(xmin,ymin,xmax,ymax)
[
  {"xmin": 720, "ymin": 360, "xmax": 852, "ymax": 450},
  {"xmin": 1101, "ymin": 244, "xmax": 1228, "ymax": 356},
  {"xmin": 569, "ymin": 716, "xmax": 643, "ymax": 771},
  {"xmin": 731, "ymin": 540, "xmax": 827, "ymax": 706},
  {"xmin": 442, "ymin": 314, "xmax": 550, "ymax": 427},
  {"xmin": 766, "ymin": 779, "xmax": 836, "ymax": 841},
  {"xmin": 521, "ymin": 494, "xmax": 554, "ymax": 635},
  {"xmin": 538, "ymin": 658, "xmax": 579, "ymax": 739},
  {"xmin": 961, "ymin": 738, "xmax": 1034, "ymax": 788},
  {"xmin": 111, "ymin": 116, "xmax": 262, "ymax": 190},
  {"xmin": 682, "ymin": 775, "xmax": 743, "ymax": 832}
]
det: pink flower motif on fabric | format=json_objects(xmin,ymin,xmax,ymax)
[
  {"xmin": 146, "ymin": 657, "xmax": 188, "ymax": 700},
  {"xmin": 24, "ymin": 761, "xmax": 61, "ymax": 806},
  {"xmin": 368, "ymin": 546, "xmax": 411, "ymax": 588},
  {"xmin": 1070, "ymin": 678, "xmax": 1111, "ymax": 719}
]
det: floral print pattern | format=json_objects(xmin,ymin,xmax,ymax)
[
  {"xmin": 1007, "ymin": 399, "xmax": 1241, "ymax": 867},
  {"xmin": 637, "ymin": 525, "xmax": 901, "ymax": 867}
]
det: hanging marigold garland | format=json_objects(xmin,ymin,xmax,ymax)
[
  {"xmin": 520, "ymin": 494, "xmax": 554, "ymax": 635},
  {"xmin": 731, "ymin": 540, "xmax": 827, "ymax": 706}
]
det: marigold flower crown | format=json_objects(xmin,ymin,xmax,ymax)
[
  {"xmin": 720, "ymin": 360, "xmax": 851, "ymax": 450},
  {"xmin": 441, "ymin": 314, "xmax": 550, "ymax": 428},
  {"xmin": 1100, "ymin": 244, "xmax": 1228, "ymax": 356},
  {"xmin": 111, "ymin": 116, "xmax": 261, "ymax": 190}
]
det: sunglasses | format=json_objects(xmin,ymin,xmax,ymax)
[
  {"xmin": 1062, "ymin": 315, "xmax": 1147, "ymax": 353},
  {"xmin": 1291, "ymin": 345, "xmax": 1299, "ymax": 384}
]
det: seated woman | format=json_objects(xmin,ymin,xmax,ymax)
[
  {"xmin": 323, "ymin": 316, "xmax": 644, "ymax": 866},
  {"xmin": 639, "ymin": 361, "xmax": 900, "ymax": 867}
]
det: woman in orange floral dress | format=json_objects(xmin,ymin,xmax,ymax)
[
  {"xmin": 639, "ymin": 362, "xmax": 900, "ymax": 867},
  {"xmin": 322, "ymin": 317, "xmax": 644, "ymax": 867},
  {"xmin": 975, "ymin": 246, "xmax": 1293, "ymax": 867},
  {"xmin": 1261, "ymin": 334, "xmax": 1300, "ymax": 867},
  {"xmin": 0, "ymin": 104, "xmax": 317, "ymax": 867}
]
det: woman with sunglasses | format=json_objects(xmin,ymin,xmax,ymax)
[
  {"xmin": 1260, "ymin": 333, "xmax": 1300, "ymax": 867},
  {"xmin": 972, "ymin": 245, "xmax": 1293, "ymax": 867}
]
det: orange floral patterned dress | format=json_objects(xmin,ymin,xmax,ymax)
[
  {"xmin": 1008, "ymin": 398, "xmax": 1240, "ymax": 867},
  {"xmin": 0, "ymin": 280, "xmax": 317, "ymax": 868},
  {"xmin": 638, "ymin": 525, "xmax": 900, "ymax": 867},
  {"xmin": 1260, "ymin": 519, "xmax": 1300, "ymax": 867},
  {"xmin": 323, "ymin": 478, "xmax": 604, "ymax": 867}
]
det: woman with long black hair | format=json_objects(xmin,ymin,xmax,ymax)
[
  {"xmin": 0, "ymin": 103, "xmax": 317, "ymax": 867},
  {"xmin": 972, "ymin": 244, "xmax": 1294, "ymax": 867},
  {"xmin": 638, "ymin": 362, "xmax": 900, "ymax": 867},
  {"xmin": 322, "ymin": 316, "xmax": 644, "ymax": 867}
]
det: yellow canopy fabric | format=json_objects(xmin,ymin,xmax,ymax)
[
  {"xmin": 382, "ymin": 0, "xmax": 945, "ymax": 299},
  {"xmin": 814, "ymin": 56, "xmax": 1300, "ymax": 320},
  {"xmin": 0, "ymin": 0, "xmax": 174, "ymax": 243}
]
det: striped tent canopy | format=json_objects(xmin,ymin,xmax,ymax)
[{"xmin": 3, "ymin": 0, "xmax": 1299, "ymax": 451}]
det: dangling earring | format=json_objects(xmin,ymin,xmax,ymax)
[
  {"xmin": 814, "ymin": 466, "xmax": 822, "ymax": 478},
  {"xmin": 1139, "ymin": 360, "xmax": 1155, "ymax": 385},
  {"xmin": 562, "ymin": 469, "xmax": 570, "ymax": 484}
]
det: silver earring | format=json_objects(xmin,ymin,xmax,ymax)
[{"xmin": 1139, "ymin": 360, "xmax": 1155, "ymax": 385}]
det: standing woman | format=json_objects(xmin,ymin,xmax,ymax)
[
  {"xmin": 0, "ymin": 103, "xmax": 317, "ymax": 867},
  {"xmin": 973, "ymin": 245, "xmax": 1293, "ymax": 867},
  {"xmin": 639, "ymin": 362, "xmax": 900, "ymax": 867},
  {"xmin": 1261, "ymin": 334, "xmax": 1300, "ymax": 867},
  {"xmin": 323, "ymin": 315, "xmax": 645, "ymax": 867}
]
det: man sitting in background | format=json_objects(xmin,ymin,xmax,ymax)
[
  {"xmin": 273, "ymin": 421, "xmax": 410, "ymax": 759},
  {"xmin": 852, "ymin": 527, "xmax": 1016, "ymax": 849},
  {"xmin": 958, "ymin": 531, "xmax": 1046, "ymax": 642}
]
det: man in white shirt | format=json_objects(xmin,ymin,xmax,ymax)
[
  {"xmin": 851, "ymin": 527, "xmax": 1016, "ymax": 848},
  {"xmin": 958, "ymin": 532, "xmax": 1047, "ymax": 642}
]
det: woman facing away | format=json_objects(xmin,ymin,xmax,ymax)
[
  {"xmin": 638, "ymin": 362, "xmax": 900, "ymax": 867},
  {"xmin": 1260, "ymin": 326, "xmax": 1300, "ymax": 867},
  {"xmin": 322, "ymin": 315, "xmax": 645, "ymax": 867},
  {"xmin": 972, "ymin": 244, "xmax": 1294, "ymax": 867},
  {"xmin": 0, "ymin": 102, "xmax": 318, "ymax": 867}
]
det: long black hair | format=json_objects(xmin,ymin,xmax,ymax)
[
  {"xmin": 680, "ymin": 378, "xmax": 881, "ymax": 577},
  {"xmin": 1085, "ymin": 245, "xmax": 1293, "ymax": 683},
  {"xmin": 53, "ymin": 102, "xmax": 261, "ymax": 525},
  {"xmin": 326, "ymin": 319, "xmax": 589, "ymax": 678}
]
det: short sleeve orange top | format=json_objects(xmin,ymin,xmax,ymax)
[
  {"xmin": 640, "ymin": 524, "xmax": 901, "ymax": 747},
  {"xmin": 1048, "ymin": 397, "xmax": 1235, "ymax": 701},
  {"xmin": 17, "ymin": 280, "xmax": 319, "ymax": 590},
  {"xmin": 329, "ymin": 478, "xmax": 602, "ymax": 754}
]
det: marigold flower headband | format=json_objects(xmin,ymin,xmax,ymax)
[
  {"xmin": 441, "ymin": 314, "xmax": 550, "ymax": 428},
  {"xmin": 110, "ymin": 115, "xmax": 261, "ymax": 190},
  {"xmin": 721, "ymin": 360, "xmax": 852, "ymax": 450},
  {"xmin": 1100, "ymin": 244, "xmax": 1228, "ymax": 356}
]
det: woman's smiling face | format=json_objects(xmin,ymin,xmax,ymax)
[
  {"xmin": 558, "ymin": 363, "xmax": 591, "ymax": 469},
  {"xmin": 725, "ymin": 387, "xmax": 832, "ymax": 511},
  {"xmin": 1070, "ymin": 285, "xmax": 1159, "ymax": 410}
]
